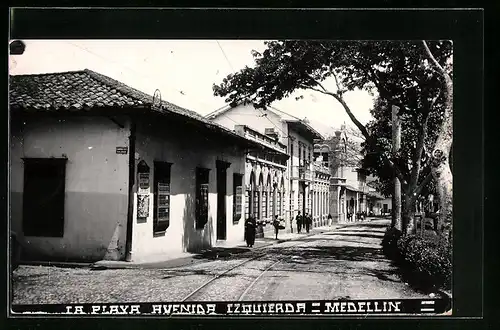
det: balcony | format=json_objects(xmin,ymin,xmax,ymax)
[
  {"xmin": 234, "ymin": 125, "xmax": 287, "ymax": 154},
  {"xmin": 357, "ymin": 182, "xmax": 367, "ymax": 193},
  {"xmin": 290, "ymin": 165, "xmax": 313, "ymax": 181},
  {"xmin": 313, "ymin": 162, "xmax": 330, "ymax": 175}
]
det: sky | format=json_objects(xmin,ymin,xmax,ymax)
[{"xmin": 9, "ymin": 40, "xmax": 376, "ymax": 137}]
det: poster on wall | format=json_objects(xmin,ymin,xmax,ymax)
[{"xmin": 137, "ymin": 194, "xmax": 150, "ymax": 219}]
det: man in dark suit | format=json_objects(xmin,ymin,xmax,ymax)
[
  {"xmin": 305, "ymin": 213, "xmax": 312, "ymax": 233},
  {"xmin": 296, "ymin": 211, "xmax": 303, "ymax": 233}
]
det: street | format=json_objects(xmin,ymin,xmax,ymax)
[{"xmin": 12, "ymin": 219, "xmax": 428, "ymax": 305}]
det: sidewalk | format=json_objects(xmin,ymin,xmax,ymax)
[
  {"xmin": 24, "ymin": 219, "xmax": 382, "ymax": 271},
  {"xmin": 92, "ymin": 224, "xmax": 345, "ymax": 270}
]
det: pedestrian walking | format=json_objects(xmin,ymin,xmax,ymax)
[
  {"xmin": 273, "ymin": 215, "xmax": 280, "ymax": 240},
  {"xmin": 305, "ymin": 213, "xmax": 312, "ymax": 233},
  {"xmin": 245, "ymin": 214, "xmax": 257, "ymax": 247},
  {"xmin": 327, "ymin": 213, "xmax": 333, "ymax": 226},
  {"xmin": 296, "ymin": 211, "xmax": 303, "ymax": 233}
]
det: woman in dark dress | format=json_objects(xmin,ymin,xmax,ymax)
[
  {"xmin": 245, "ymin": 214, "xmax": 257, "ymax": 247},
  {"xmin": 273, "ymin": 215, "xmax": 280, "ymax": 240}
]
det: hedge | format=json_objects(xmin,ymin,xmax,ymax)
[
  {"xmin": 381, "ymin": 226, "xmax": 403, "ymax": 262},
  {"xmin": 382, "ymin": 227, "xmax": 452, "ymax": 291}
]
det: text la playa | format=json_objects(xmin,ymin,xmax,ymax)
[{"xmin": 60, "ymin": 300, "xmax": 405, "ymax": 315}]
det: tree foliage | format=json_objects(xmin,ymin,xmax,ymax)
[
  {"xmin": 213, "ymin": 40, "xmax": 453, "ymax": 234},
  {"xmin": 360, "ymin": 95, "xmax": 443, "ymax": 200}
]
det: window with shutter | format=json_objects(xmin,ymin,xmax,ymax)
[
  {"xmin": 245, "ymin": 189, "xmax": 250, "ymax": 220},
  {"xmin": 298, "ymin": 191, "xmax": 303, "ymax": 213},
  {"xmin": 307, "ymin": 191, "xmax": 311, "ymax": 214},
  {"xmin": 196, "ymin": 168, "xmax": 210, "ymax": 229},
  {"xmin": 153, "ymin": 162, "xmax": 172, "ymax": 235},
  {"xmin": 277, "ymin": 191, "xmax": 282, "ymax": 217},
  {"xmin": 253, "ymin": 190, "xmax": 259, "ymax": 218},
  {"xmin": 262, "ymin": 191, "xmax": 267, "ymax": 218},
  {"xmin": 233, "ymin": 173, "xmax": 243, "ymax": 223}
]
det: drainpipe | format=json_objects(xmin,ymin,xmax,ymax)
[
  {"xmin": 302, "ymin": 182, "xmax": 307, "ymax": 217},
  {"xmin": 125, "ymin": 118, "xmax": 137, "ymax": 262}
]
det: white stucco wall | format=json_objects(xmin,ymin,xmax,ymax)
[
  {"xmin": 343, "ymin": 166, "xmax": 361, "ymax": 188},
  {"xmin": 10, "ymin": 115, "xmax": 130, "ymax": 261},
  {"xmin": 211, "ymin": 104, "xmax": 288, "ymax": 144},
  {"xmin": 287, "ymin": 129, "xmax": 315, "ymax": 218},
  {"xmin": 130, "ymin": 118, "xmax": 247, "ymax": 262}
]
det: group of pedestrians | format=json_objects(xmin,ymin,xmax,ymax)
[
  {"xmin": 295, "ymin": 211, "xmax": 312, "ymax": 233},
  {"xmin": 244, "ymin": 214, "xmax": 283, "ymax": 247},
  {"xmin": 244, "ymin": 211, "xmax": 333, "ymax": 248}
]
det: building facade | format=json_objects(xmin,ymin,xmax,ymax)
[
  {"xmin": 207, "ymin": 103, "xmax": 330, "ymax": 235},
  {"xmin": 314, "ymin": 126, "xmax": 385, "ymax": 223},
  {"xmin": 9, "ymin": 69, "xmax": 278, "ymax": 262},
  {"xmin": 233, "ymin": 125, "xmax": 289, "ymax": 238},
  {"xmin": 311, "ymin": 163, "xmax": 331, "ymax": 227}
]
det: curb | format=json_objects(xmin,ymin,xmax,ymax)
[
  {"xmin": 20, "ymin": 260, "xmax": 92, "ymax": 269},
  {"xmin": 91, "ymin": 228, "xmax": 332, "ymax": 270}
]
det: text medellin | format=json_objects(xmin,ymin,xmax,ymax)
[{"xmin": 226, "ymin": 301, "xmax": 402, "ymax": 314}]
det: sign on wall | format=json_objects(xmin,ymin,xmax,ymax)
[
  {"xmin": 137, "ymin": 160, "xmax": 151, "ymax": 220},
  {"xmin": 137, "ymin": 160, "xmax": 151, "ymax": 195},
  {"xmin": 138, "ymin": 173, "xmax": 150, "ymax": 195},
  {"xmin": 116, "ymin": 146, "xmax": 128, "ymax": 154}
]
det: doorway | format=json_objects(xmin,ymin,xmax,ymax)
[
  {"xmin": 216, "ymin": 160, "xmax": 230, "ymax": 240},
  {"xmin": 23, "ymin": 158, "xmax": 67, "ymax": 237}
]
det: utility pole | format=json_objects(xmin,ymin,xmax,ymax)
[{"xmin": 392, "ymin": 105, "xmax": 402, "ymax": 231}]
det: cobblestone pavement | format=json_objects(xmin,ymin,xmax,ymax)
[{"xmin": 11, "ymin": 219, "xmax": 429, "ymax": 305}]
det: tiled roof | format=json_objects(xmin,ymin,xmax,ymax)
[
  {"xmin": 8, "ymin": 69, "xmax": 282, "ymax": 149},
  {"xmin": 9, "ymin": 70, "xmax": 149, "ymax": 110},
  {"xmin": 9, "ymin": 69, "xmax": 223, "ymax": 126}
]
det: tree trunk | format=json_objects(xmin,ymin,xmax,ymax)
[
  {"xmin": 422, "ymin": 40, "xmax": 453, "ymax": 241},
  {"xmin": 392, "ymin": 105, "xmax": 402, "ymax": 231},
  {"xmin": 434, "ymin": 158, "xmax": 453, "ymax": 239},
  {"xmin": 403, "ymin": 195, "xmax": 416, "ymax": 235}
]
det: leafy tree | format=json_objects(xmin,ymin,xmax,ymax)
[
  {"xmin": 361, "ymin": 96, "xmax": 442, "ymax": 221},
  {"xmin": 213, "ymin": 40, "xmax": 452, "ymax": 238}
]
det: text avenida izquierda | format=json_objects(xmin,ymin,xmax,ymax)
[{"xmin": 59, "ymin": 301, "xmax": 407, "ymax": 315}]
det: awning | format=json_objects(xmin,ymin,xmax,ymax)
[{"xmin": 344, "ymin": 185, "xmax": 360, "ymax": 192}]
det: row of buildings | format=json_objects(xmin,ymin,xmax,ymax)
[
  {"xmin": 9, "ymin": 69, "xmax": 387, "ymax": 263},
  {"xmin": 313, "ymin": 129, "xmax": 391, "ymax": 222}
]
